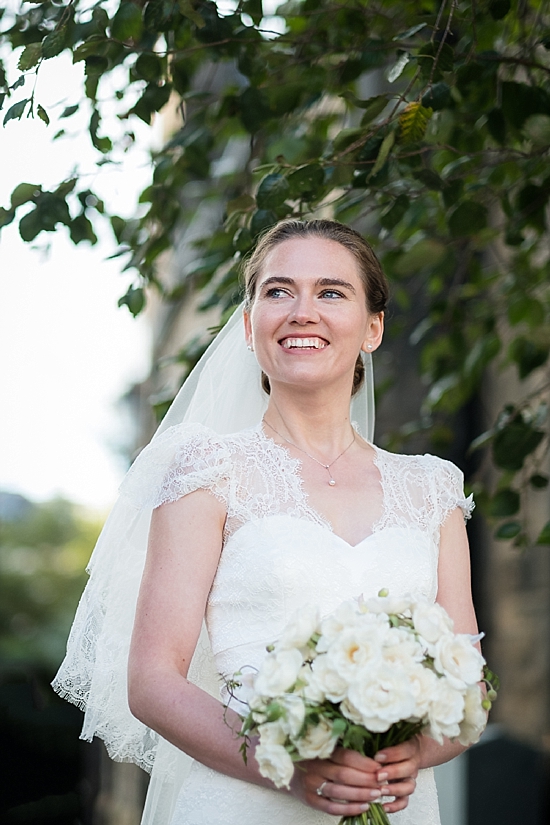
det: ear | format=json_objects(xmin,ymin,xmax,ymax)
[
  {"xmin": 361, "ymin": 312, "xmax": 384, "ymax": 354},
  {"xmin": 243, "ymin": 309, "xmax": 253, "ymax": 348}
]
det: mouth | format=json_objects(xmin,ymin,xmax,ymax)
[{"xmin": 279, "ymin": 336, "xmax": 329, "ymax": 350}]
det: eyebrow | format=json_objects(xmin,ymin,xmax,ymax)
[{"xmin": 258, "ymin": 276, "xmax": 357, "ymax": 293}]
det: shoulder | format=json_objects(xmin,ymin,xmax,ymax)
[
  {"xmin": 374, "ymin": 446, "xmax": 474, "ymax": 522},
  {"xmin": 119, "ymin": 424, "xmax": 260, "ymax": 510},
  {"xmin": 375, "ymin": 445, "xmax": 462, "ymax": 478}
]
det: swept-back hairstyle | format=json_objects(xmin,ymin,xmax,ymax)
[{"xmin": 242, "ymin": 219, "xmax": 389, "ymax": 395}]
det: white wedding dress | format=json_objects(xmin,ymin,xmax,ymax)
[
  {"xmin": 54, "ymin": 420, "xmax": 473, "ymax": 825},
  {"xmin": 122, "ymin": 422, "xmax": 474, "ymax": 825}
]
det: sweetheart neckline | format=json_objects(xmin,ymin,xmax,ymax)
[{"xmin": 224, "ymin": 512, "xmax": 429, "ymax": 552}]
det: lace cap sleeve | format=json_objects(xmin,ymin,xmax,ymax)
[
  {"xmin": 427, "ymin": 455, "xmax": 475, "ymax": 525},
  {"xmin": 119, "ymin": 422, "xmax": 231, "ymax": 510}
]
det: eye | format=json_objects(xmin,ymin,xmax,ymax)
[
  {"xmin": 320, "ymin": 289, "xmax": 345, "ymax": 299},
  {"xmin": 265, "ymin": 286, "xmax": 290, "ymax": 299}
]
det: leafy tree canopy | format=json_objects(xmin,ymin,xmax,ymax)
[{"xmin": 1, "ymin": 0, "xmax": 549, "ymax": 545}]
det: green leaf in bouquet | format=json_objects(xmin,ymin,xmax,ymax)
[
  {"xmin": 264, "ymin": 701, "xmax": 284, "ymax": 722},
  {"xmin": 332, "ymin": 717, "xmax": 348, "ymax": 738}
]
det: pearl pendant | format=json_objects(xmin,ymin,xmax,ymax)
[{"xmin": 329, "ymin": 479, "xmax": 336, "ymax": 486}]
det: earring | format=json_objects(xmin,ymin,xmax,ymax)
[
  {"xmin": 367, "ymin": 343, "xmax": 373, "ymax": 351},
  {"xmin": 247, "ymin": 343, "xmax": 254, "ymax": 352}
]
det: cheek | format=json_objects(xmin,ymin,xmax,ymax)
[{"xmin": 250, "ymin": 304, "xmax": 281, "ymax": 340}]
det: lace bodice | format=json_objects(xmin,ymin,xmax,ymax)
[
  {"xmin": 122, "ymin": 422, "xmax": 472, "ymax": 546},
  {"xmin": 54, "ymin": 422, "xmax": 473, "ymax": 825}
]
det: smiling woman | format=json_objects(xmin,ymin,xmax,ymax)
[
  {"xmin": 53, "ymin": 218, "xmax": 479, "ymax": 825},
  {"xmin": 243, "ymin": 220, "xmax": 387, "ymax": 400}
]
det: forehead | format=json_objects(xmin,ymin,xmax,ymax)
[{"xmin": 260, "ymin": 236, "xmax": 363, "ymax": 284}]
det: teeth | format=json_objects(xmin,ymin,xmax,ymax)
[{"xmin": 282, "ymin": 337, "xmax": 327, "ymax": 349}]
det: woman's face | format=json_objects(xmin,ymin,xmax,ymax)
[{"xmin": 243, "ymin": 237, "xmax": 384, "ymax": 396}]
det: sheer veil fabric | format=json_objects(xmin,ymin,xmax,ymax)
[{"xmin": 52, "ymin": 303, "xmax": 375, "ymax": 825}]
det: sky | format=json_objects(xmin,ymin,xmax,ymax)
[
  {"xmin": 0, "ymin": 2, "xmax": 288, "ymax": 510},
  {"xmin": 0, "ymin": 50, "xmax": 153, "ymax": 510}
]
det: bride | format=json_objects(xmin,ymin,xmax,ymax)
[{"xmin": 53, "ymin": 219, "xmax": 479, "ymax": 825}]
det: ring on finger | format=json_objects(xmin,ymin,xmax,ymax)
[{"xmin": 316, "ymin": 781, "xmax": 328, "ymax": 797}]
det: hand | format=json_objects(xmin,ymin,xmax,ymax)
[
  {"xmin": 289, "ymin": 739, "xmax": 420, "ymax": 817},
  {"xmin": 371, "ymin": 737, "xmax": 421, "ymax": 815},
  {"xmin": 289, "ymin": 747, "xmax": 381, "ymax": 818}
]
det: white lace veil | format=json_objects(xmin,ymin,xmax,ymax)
[{"xmin": 52, "ymin": 302, "xmax": 375, "ymax": 825}]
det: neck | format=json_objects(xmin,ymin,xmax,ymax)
[{"xmin": 264, "ymin": 383, "xmax": 355, "ymax": 452}]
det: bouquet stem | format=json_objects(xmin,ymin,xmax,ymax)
[{"xmin": 340, "ymin": 801, "xmax": 391, "ymax": 825}]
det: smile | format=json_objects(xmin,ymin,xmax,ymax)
[{"xmin": 280, "ymin": 337, "xmax": 328, "ymax": 349}]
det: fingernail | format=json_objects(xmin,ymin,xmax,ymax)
[
  {"xmin": 380, "ymin": 786, "xmax": 391, "ymax": 795},
  {"xmin": 377, "ymin": 771, "xmax": 389, "ymax": 782},
  {"xmin": 360, "ymin": 804, "xmax": 370, "ymax": 812},
  {"xmin": 370, "ymin": 790, "xmax": 381, "ymax": 799},
  {"xmin": 375, "ymin": 752, "xmax": 387, "ymax": 762}
]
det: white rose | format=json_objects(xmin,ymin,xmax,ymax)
[
  {"xmin": 346, "ymin": 662, "xmax": 417, "ymax": 732},
  {"xmin": 280, "ymin": 694, "xmax": 306, "ymax": 737},
  {"xmin": 340, "ymin": 696, "xmax": 363, "ymax": 725},
  {"xmin": 298, "ymin": 663, "xmax": 326, "ymax": 703},
  {"xmin": 249, "ymin": 692, "xmax": 269, "ymax": 723},
  {"xmin": 295, "ymin": 717, "xmax": 338, "ymax": 760},
  {"xmin": 325, "ymin": 623, "xmax": 386, "ymax": 679},
  {"xmin": 258, "ymin": 719, "xmax": 287, "ymax": 745},
  {"xmin": 230, "ymin": 670, "xmax": 257, "ymax": 707},
  {"xmin": 318, "ymin": 600, "xmax": 361, "ymax": 651},
  {"xmin": 458, "ymin": 684, "xmax": 487, "ymax": 746},
  {"xmin": 254, "ymin": 648, "xmax": 303, "ymax": 697},
  {"xmin": 310, "ymin": 653, "xmax": 349, "ymax": 702},
  {"xmin": 365, "ymin": 594, "xmax": 413, "ymax": 616},
  {"xmin": 255, "ymin": 741, "xmax": 294, "ymax": 789},
  {"xmin": 382, "ymin": 627, "xmax": 424, "ymax": 667},
  {"xmin": 427, "ymin": 679, "xmax": 465, "ymax": 744},
  {"xmin": 407, "ymin": 663, "xmax": 438, "ymax": 719},
  {"xmin": 276, "ymin": 604, "xmax": 320, "ymax": 651},
  {"xmin": 412, "ymin": 602, "xmax": 454, "ymax": 646},
  {"xmin": 433, "ymin": 634, "xmax": 485, "ymax": 689}
]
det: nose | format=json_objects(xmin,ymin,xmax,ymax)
[{"xmin": 288, "ymin": 294, "xmax": 320, "ymax": 325}]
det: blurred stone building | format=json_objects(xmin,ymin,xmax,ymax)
[
  {"xmin": 93, "ymin": 69, "xmax": 550, "ymax": 825},
  {"xmin": 95, "ymin": 215, "xmax": 549, "ymax": 824}
]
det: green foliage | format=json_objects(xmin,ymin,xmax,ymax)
[{"xmin": 1, "ymin": 0, "xmax": 549, "ymax": 546}]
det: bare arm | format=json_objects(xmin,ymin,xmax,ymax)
[
  {"xmin": 358, "ymin": 506, "xmax": 480, "ymax": 814},
  {"xmin": 378, "ymin": 506, "xmax": 480, "ymax": 785},
  {"xmin": 128, "ymin": 490, "xmax": 272, "ymax": 787}
]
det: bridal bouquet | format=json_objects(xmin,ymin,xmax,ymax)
[{"xmin": 229, "ymin": 591, "xmax": 497, "ymax": 825}]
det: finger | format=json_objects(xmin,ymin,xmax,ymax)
[
  {"xmin": 312, "ymin": 797, "xmax": 372, "ymax": 818},
  {"xmin": 376, "ymin": 759, "xmax": 419, "ymax": 784},
  {"xmin": 382, "ymin": 796, "xmax": 410, "ymax": 814},
  {"xmin": 312, "ymin": 779, "xmax": 388, "ymax": 805},
  {"xmin": 304, "ymin": 767, "xmax": 379, "ymax": 801},
  {"xmin": 378, "ymin": 777, "xmax": 416, "ymax": 800},
  {"xmin": 331, "ymin": 747, "xmax": 379, "ymax": 772},
  {"xmin": 317, "ymin": 763, "xmax": 381, "ymax": 791},
  {"xmin": 375, "ymin": 738, "xmax": 420, "ymax": 765}
]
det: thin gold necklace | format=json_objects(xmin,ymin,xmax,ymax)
[{"xmin": 263, "ymin": 418, "xmax": 355, "ymax": 487}]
